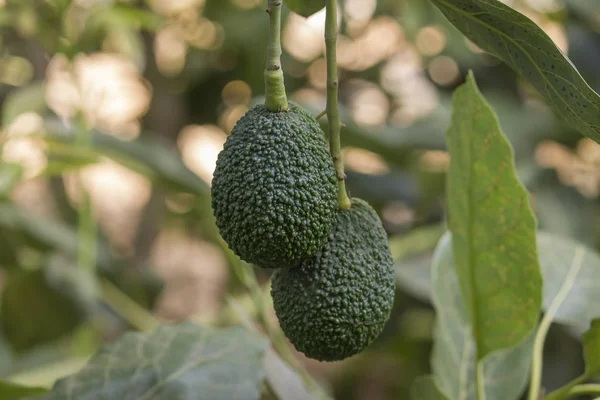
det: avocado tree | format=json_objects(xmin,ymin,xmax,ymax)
[{"xmin": 0, "ymin": 0, "xmax": 598, "ymax": 399}]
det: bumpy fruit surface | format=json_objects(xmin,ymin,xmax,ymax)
[
  {"xmin": 271, "ymin": 198, "xmax": 395, "ymax": 361},
  {"xmin": 211, "ymin": 103, "xmax": 337, "ymax": 268}
]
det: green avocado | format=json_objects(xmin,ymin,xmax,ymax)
[
  {"xmin": 271, "ymin": 198, "xmax": 395, "ymax": 361},
  {"xmin": 211, "ymin": 103, "xmax": 337, "ymax": 268}
]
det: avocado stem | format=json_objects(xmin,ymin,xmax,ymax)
[
  {"xmin": 264, "ymin": 0, "xmax": 288, "ymax": 112},
  {"xmin": 325, "ymin": 0, "xmax": 351, "ymax": 210}
]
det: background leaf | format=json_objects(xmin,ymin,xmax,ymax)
[
  {"xmin": 0, "ymin": 163, "xmax": 23, "ymax": 198},
  {"xmin": 0, "ymin": 381, "xmax": 47, "ymax": 399},
  {"xmin": 39, "ymin": 322, "xmax": 269, "ymax": 400},
  {"xmin": 0, "ymin": 268, "xmax": 90, "ymax": 352},
  {"xmin": 1, "ymin": 82, "xmax": 47, "ymax": 127},
  {"xmin": 430, "ymin": 233, "xmax": 534, "ymax": 400},
  {"xmin": 283, "ymin": 0, "xmax": 325, "ymax": 18},
  {"xmin": 583, "ymin": 319, "xmax": 600, "ymax": 377},
  {"xmin": 263, "ymin": 348, "xmax": 317, "ymax": 400},
  {"xmin": 397, "ymin": 231, "xmax": 600, "ymax": 336},
  {"xmin": 410, "ymin": 376, "xmax": 449, "ymax": 400},
  {"xmin": 445, "ymin": 72, "xmax": 542, "ymax": 359},
  {"xmin": 44, "ymin": 121, "xmax": 209, "ymax": 196},
  {"xmin": 537, "ymin": 232, "xmax": 600, "ymax": 334},
  {"xmin": 430, "ymin": 0, "xmax": 600, "ymax": 143}
]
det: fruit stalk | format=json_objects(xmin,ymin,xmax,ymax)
[
  {"xmin": 325, "ymin": 0, "xmax": 351, "ymax": 210},
  {"xmin": 264, "ymin": 0, "xmax": 288, "ymax": 112}
]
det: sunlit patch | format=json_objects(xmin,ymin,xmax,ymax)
[
  {"xmin": 283, "ymin": 11, "xmax": 327, "ymax": 63},
  {"xmin": 222, "ymin": 80, "xmax": 252, "ymax": 107},
  {"xmin": 10, "ymin": 179, "xmax": 56, "ymax": 218},
  {"xmin": 149, "ymin": 0, "xmax": 205, "ymax": 15},
  {"xmin": 349, "ymin": 81, "xmax": 390, "ymax": 127},
  {"xmin": 187, "ymin": 18, "xmax": 224, "ymax": 50},
  {"xmin": 419, "ymin": 150, "xmax": 450, "ymax": 173},
  {"xmin": 152, "ymin": 229, "xmax": 228, "ymax": 322},
  {"xmin": 381, "ymin": 51, "xmax": 438, "ymax": 126},
  {"xmin": 338, "ymin": 17, "xmax": 404, "ymax": 71},
  {"xmin": 382, "ymin": 201, "xmax": 416, "ymax": 227},
  {"xmin": 178, "ymin": 125, "xmax": 227, "ymax": 184},
  {"xmin": 290, "ymin": 88, "xmax": 326, "ymax": 112},
  {"xmin": 64, "ymin": 159, "xmax": 152, "ymax": 255},
  {"xmin": 344, "ymin": 0, "xmax": 376, "ymax": 33},
  {"xmin": 2, "ymin": 135, "xmax": 46, "ymax": 179},
  {"xmin": 45, "ymin": 53, "xmax": 151, "ymax": 140},
  {"xmin": 5, "ymin": 112, "xmax": 44, "ymax": 138},
  {"xmin": 428, "ymin": 56, "xmax": 460, "ymax": 86},
  {"xmin": 308, "ymin": 58, "xmax": 327, "ymax": 90},
  {"xmin": 535, "ymin": 139, "xmax": 600, "ymax": 199},
  {"xmin": 416, "ymin": 26, "xmax": 447, "ymax": 57},
  {"xmin": 345, "ymin": 0, "xmax": 375, "ymax": 21},
  {"xmin": 155, "ymin": 25, "xmax": 187, "ymax": 76},
  {"xmin": 343, "ymin": 147, "xmax": 389, "ymax": 175},
  {"xmin": 220, "ymin": 105, "xmax": 249, "ymax": 134}
]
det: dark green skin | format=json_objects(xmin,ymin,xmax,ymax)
[
  {"xmin": 211, "ymin": 103, "xmax": 337, "ymax": 268},
  {"xmin": 271, "ymin": 198, "xmax": 395, "ymax": 361}
]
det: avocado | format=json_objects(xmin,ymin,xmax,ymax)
[
  {"xmin": 211, "ymin": 103, "xmax": 338, "ymax": 268},
  {"xmin": 271, "ymin": 198, "xmax": 395, "ymax": 361}
]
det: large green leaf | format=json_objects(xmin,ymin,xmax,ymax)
[
  {"xmin": 583, "ymin": 319, "xmax": 600, "ymax": 377},
  {"xmin": 431, "ymin": 0, "xmax": 600, "ymax": 143},
  {"xmin": 0, "ymin": 381, "xmax": 47, "ymax": 399},
  {"xmin": 536, "ymin": 232, "xmax": 600, "ymax": 334},
  {"xmin": 40, "ymin": 323, "xmax": 269, "ymax": 400},
  {"xmin": 446, "ymin": 72, "xmax": 542, "ymax": 359},
  {"xmin": 396, "ymin": 231, "xmax": 600, "ymax": 336},
  {"xmin": 283, "ymin": 0, "xmax": 325, "ymax": 18},
  {"xmin": 411, "ymin": 376, "xmax": 449, "ymax": 400},
  {"xmin": 430, "ymin": 233, "xmax": 534, "ymax": 400},
  {"xmin": 263, "ymin": 349, "xmax": 317, "ymax": 400}
]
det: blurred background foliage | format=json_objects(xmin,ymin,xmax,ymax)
[{"xmin": 0, "ymin": 0, "xmax": 598, "ymax": 398}]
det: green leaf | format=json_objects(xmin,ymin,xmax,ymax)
[
  {"xmin": 284, "ymin": 0, "xmax": 325, "ymax": 18},
  {"xmin": 0, "ymin": 381, "xmax": 47, "ymax": 399},
  {"xmin": 446, "ymin": 72, "xmax": 542, "ymax": 359},
  {"xmin": 396, "ymin": 231, "xmax": 600, "ymax": 336},
  {"xmin": 0, "ymin": 268, "xmax": 90, "ymax": 352},
  {"xmin": 0, "ymin": 163, "xmax": 23, "ymax": 198},
  {"xmin": 40, "ymin": 323, "xmax": 269, "ymax": 400},
  {"xmin": 44, "ymin": 122, "xmax": 209, "ymax": 196},
  {"xmin": 583, "ymin": 319, "xmax": 600, "ymax": 377},
  {"xmin": 104, "ymin": 4, "xmax": 163, "ymax": 31},
  {"xmin": 263, "ymin": 349, "xmax": 317, "ymax": 400},
  {"xmin": 431, "ymin": 0, "xmax": 600, "ymax": 143},
  {"xmin": 2, "ymin": 82, "xmax": 47, "ymax": 127},
  {"xmin": 42, "ymin": 140, "xmax": 100, "ymax": 177},
  {"xmin": 0, "ymin": 201, "xmax": 114, "ymax": 269},
  {"xmin": 537, "ymin": 232, "xmax": 600, "ymax": 335},
  {"xmin": 396, "ymin": 253, "xmax": 434, "ymax": 303},
  {"xmin": 431, "ymin": 233, "xmax": 534, "ymax": 400},
  {"xmin": 411, "ymin": 376, "xmax": 449, "ymax": 400}
]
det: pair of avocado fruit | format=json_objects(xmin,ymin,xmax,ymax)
[{"xmin": 211, "ymin": 103, "xmax": 395, "ymax": 362}]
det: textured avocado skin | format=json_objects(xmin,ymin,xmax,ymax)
[
  {"xmin": 271, "ymin": 198, "xmax": 395, "ymax": 361},
  {"xmin": 211, "ymin": 103, "xmax": 337, "ymax": 268}
]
